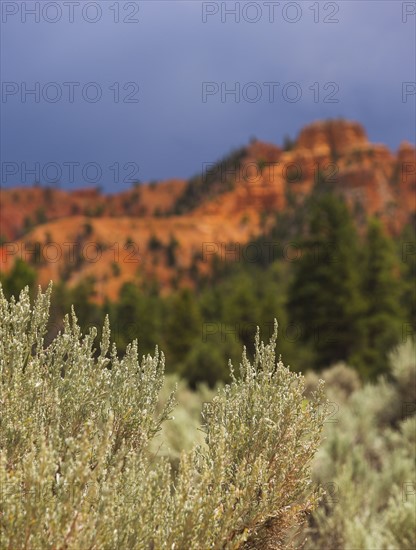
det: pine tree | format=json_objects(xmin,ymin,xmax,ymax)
[
  {"xmin": 398, "ymin": 221, "xmax": 416, "ymax": 328},
  {"xmin": 360, "ymin": 218, "xmax": 404, "ymax": 377},
  {"xmin": 115, "ymin": 282, "xmax": 161, "ymax": 354},
  {"xmin": 164, "ymin": 288, "xmax": 202, "ymax": 369},
  {"xmin": 288, "ymin": 194, "xmax": 366, "ymax": 370},
  {"xmin": 0, "ymin": 258, "xmax": 36, "ymax": 299}
]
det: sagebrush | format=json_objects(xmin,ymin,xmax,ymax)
[
  {"xmin": 303, "ymin": 342, "xmax": 416, "ymax": 549},
  {"xmin": 0, "ymin": 284, "xmax": 327, "ymax": 549}
]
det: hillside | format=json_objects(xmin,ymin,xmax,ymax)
[
  {"xmin": 1, "ymin": 119, "xmax": 415, "ymax": 300},
  {"xmin": 0, "ymin": 179, "xmax": 186, "ymax": 241}
]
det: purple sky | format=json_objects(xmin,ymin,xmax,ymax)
[{"xmin": 1, "ymin": 0, "xmax": 415, "ymax": 191}]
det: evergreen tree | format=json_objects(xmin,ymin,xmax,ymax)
[
  {"xmin": 0, "ymin": 258, "xmax": 36, "ymax": 299},
  {"xmin": 288, "ymin": 194, "xmax": 366, "ymax": 371},
  {"xmin": 222, "ymin": 272, "xmax": 260, "ymax": 351},
  {"xmin": 398, "ymin": 222, "xmax": 416, "ymax": 328},
  {"xmin": 164, "ymin": 288, "xmax": 202, "ymax": 370},
  {"xmin": 257, "ymin": 261, "xmax": 315, "ymax": 371},
  {"xmin": 68, "ymin": 277, "xmax": 103, "ymax": 336},
  {"xmin": 181, "ymin": 337, "xmax": 241, "ymax": 388},
  {"xmin": 114, "ymin": 282, "xmax": 161, "ymax": 354},
  {"xmin": 360, "ymin": 218, "xmax": 404, "ymax": 376}
]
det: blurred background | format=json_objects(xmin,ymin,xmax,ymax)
[
  {"xmin": 1, "ymin": 2, "xmax": 416, "ymax": 547},
  {"xmin": 0, "ymin": 0, "xmax": 415, "ymax": 383}
]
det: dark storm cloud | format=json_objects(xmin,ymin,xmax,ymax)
[{"xmin": 1, "ymin": 0, "xmax": 415, "ymax": 190}]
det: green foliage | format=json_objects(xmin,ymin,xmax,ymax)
[
  {"xmin": 166, "ymin": 234, "xmax": 179, "ymax": 267},
  {"xmin": 35, "ymin": 207, "xmax": 47, "ymax": 224},
  {"xmin": 82, "ymin": 221, "xmax": 93, "ymax": 237},
  {"xmin": 148, "ymin": 374, "xmax": 214, "ymax": 462},
  {"xmin": 283, "ymin": 135, "xmax": 296, "ymax": 152},
  {"xmin": 181, "ymin": 335, "xmax": 241, "ymax": 389},
  {"xmin": 222, "ymin": 272, "xmax": 259, "ymax": 349},
  {"xmin": 388, "ymin": 338, "xmax": 416, "ymax": 423},
  {"xmin": 173, "ymin": 146, "xmax": 247, "ymax": 214},
  {"xmin": 0, "ymin": 286, "xmax": 327, "ymax": 549},
  {"xmin": 399, "ymin": 222, "xmax": 416, "ymax": 326},
  {"xmin": 286, "ymin": 195, "xmax": 406, "ymax": 377},
  {"xmin": 285, "ymin": 165, "xmax": 303, "ymax": 184},
  {"xmin": 111, "ymin": 261, "xmax": 121, "ymax": 277},
  {"xmin": 303, "ymin": 339, "xmax": 416, "ymax": 549},
  {"xmin": 23, "ymin": 216, "xmax": 34, "ymax": 233},
  {"xmin": 150, "ymin": 341, "xmax": 416, "ymax": 550},
  {"xmin": 164, "ymin": 288, "xmax": 202, "ymax": 368},
  {"xmin": 0, "ymin": 258, "xmax": 37, "ymax": 299},
  {"xmin": 93, "ymin": 203, "xmax": 105, "ymax": 217},
  {"xmin": 4, "ymin": 191, "xmax": 411, "ymax": 386},
  {"xmin": 46, "ymin": 279, "xmax": 102, "ymax": 345},
  {"xmin": 360, "ymin": 218, "xmax": 404, "ymax": 376},
  {"xmin": 148, "ymin": 234, "xmax": 163, "ymax": 251},
  {"xmin": 288, "ymin": 194, "xmax": 366, "ymax": 371},
  {"xmin": 111, "ymin": 282, "xmax": 162, "ymax": 355}
]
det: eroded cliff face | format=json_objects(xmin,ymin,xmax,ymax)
[
  {"xmin": 0, "ymin": 180, "xmax": 186, "ymax": 241},
  {"xmin": 296, "ymin": 119, "xmax": 369, "ymax": 155},
  {"xmin": 195, "ymin": 119, "xmax": 414, "ymax": 233},
  {"xmin": 397, "ymin": 141, "xmax": 416, "ymax": 208},
  {"xmin": 1, "ymin": 119, "xmax": 415, "ymax": 298}
]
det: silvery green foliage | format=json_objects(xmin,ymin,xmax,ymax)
[
  {"xmin": 0, "ymin": 285, "xmax": 327, "ymax": 549},
  {"xmin": 389, "ymin": 338, "xmax": 416, "ymax": 412},
  {"xmin": 149, "ymin": 374, "xmax": 215, "ymax": 461},
  {"xmin": 304, "ymin": 339, "xmax": 416, "ymax": 550}
]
